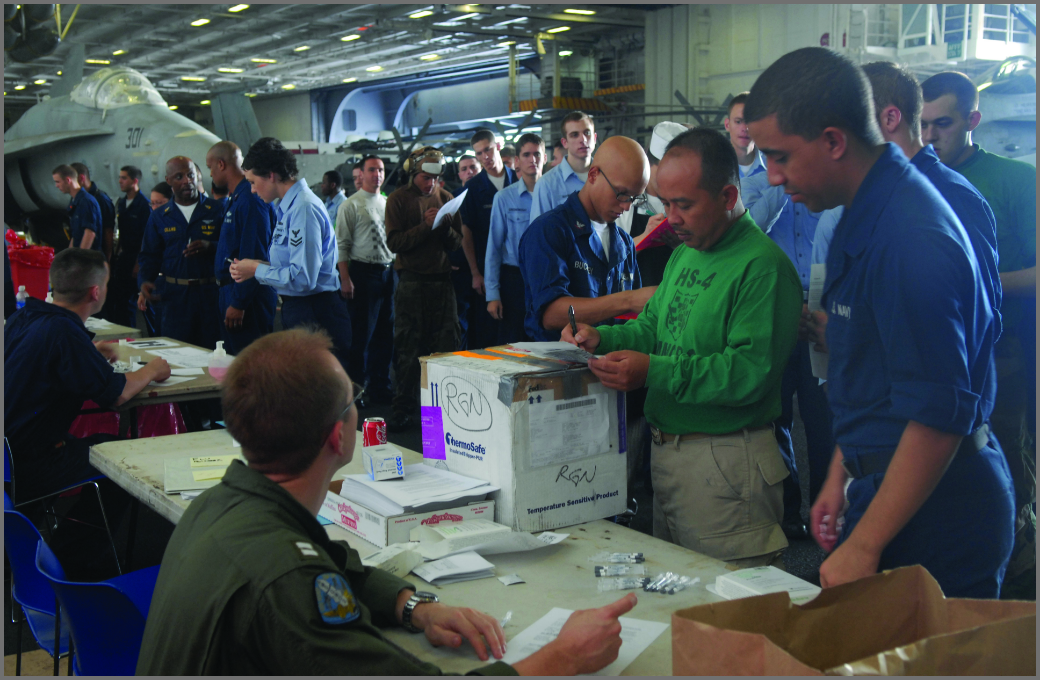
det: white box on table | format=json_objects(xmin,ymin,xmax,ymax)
[
  {"xmin": 419, "ymin": 345, "xmax": 627, "ymax": 532},
  {"xmin": 363, "ymin": 444, "xmax": 405, "ymax": 481}
]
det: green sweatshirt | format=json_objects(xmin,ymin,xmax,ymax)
[{"xmin": 596, "ymin": 211, "xmax": 801, "ymax": 435}]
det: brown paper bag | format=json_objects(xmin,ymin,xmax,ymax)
[{"xmin": 672, "ymin": 565, "xmax": 1035, "ymax": 675}]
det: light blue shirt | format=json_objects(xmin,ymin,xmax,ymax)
[
  {"xmin": 528, "ymin": 160, "xmax": 586, "ymax": 224},
  {"xmin": 739, "ymin": 148, "xmax": 767, "ymax": 178},
  {"xmin": 811, "ymin": 207, "xmax": 844, "ymax": 266},
  {"xmin": 485, "ymin": 179, "xmax": 534, "ymax": 302},
  {"xmin": 324, "ymin": 190, "xmax": 346, "ymax": 224},
  {"xmin": 255, "ymin": 179, "xmax": 340, "ymax": 297}
]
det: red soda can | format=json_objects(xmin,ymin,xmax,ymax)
[{"xmin": 363, "ymin": 417, "xmax": 387, "ymax": 447}]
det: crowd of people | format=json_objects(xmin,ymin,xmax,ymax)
[{"xmin": 4, "ymin": 45, "xmax": 1035, "ymax": 675}]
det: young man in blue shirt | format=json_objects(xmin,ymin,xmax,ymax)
[
  {"xmin": 455, "ymin": 129, "xmax": 517, "ymax": 349},
  {"xmin": 101, "ymin": 165, "xmax": 152, "ymax": 326},
  {"xmin": 528, "ymin": 111, "xmax": 597, "ymax": 224},
  {"xmin": 519, "ymin": 135, "xmax": 654, "ymax": 342},
  {"xmin": 485, "ymin": 133, "xmax": 545, "ymax": 344},
  {"xmin": 72, "ymin": 162, "xmax": 117, "ymax": 261},
  {"xmin": 320, "ymin": 171, "xmax": 347, "ymax": 225},
  {"xmin": 208, "ymin": 141, "xmax": 278, "ymax": 356},
  {"xmin": 745, "ymin": 47, "xmax": 1013, "ymax": 598},
  {"xmin": 53, "ymin": 164, "xmax": 103, "ymax": 252}
]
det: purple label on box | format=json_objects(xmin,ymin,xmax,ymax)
[{"xmin": 421, "ymin": 406, "xmax": 445, "ymax": 460}]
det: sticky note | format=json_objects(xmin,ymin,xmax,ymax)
[
  {"xmin": 421, "ymin": 407, "xmax": 445, "ymax": 460},
  {"xmin": 192, "ymin": 469, "xmax": 226, "ymax": 482},
  {"xmin": 190, "ymin": 455, "xmax": 237, "ymax": 468}
]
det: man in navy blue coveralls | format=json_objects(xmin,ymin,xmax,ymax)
[
  {"xmin": 746, "ymin": 47, "xmax": 1013, "ymax": 598},
  {"xmin": 207, "ymin": 142, "xmax": 277, "ymax": 355},
  {"xmin": 519, "ymin": 136, "xmax": 655, "ymax": 342},
  {"xmin": 52, "ymin": 165, "xmax": 103, "ymax": 252},
  {"xmin": 138, "ymin": 157, "xmax": 226, "ymax": 350},
  {"xmin": 455, "ymin": 129, "xmax": 517, "ymax": 349}
]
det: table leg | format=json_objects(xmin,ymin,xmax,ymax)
[{"xmin": 124, "ymin": 498, "xmax": 140, "ymax": 572}]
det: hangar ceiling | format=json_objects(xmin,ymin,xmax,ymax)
[{"xmin": 4, "ymin": 3, "xmax": 657, "ymax": 114}]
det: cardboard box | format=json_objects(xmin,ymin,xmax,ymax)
[
  {"xmin": 320, "ymin": 479, "xmax": 495, "ymax": 547},
  {"xmin": 672, "ymin": 565, "xmax": 1036, "ymax": 675},
  {"xmin": 419, "ymin": 346, "xmax": 627, "ymax": 532},
  {"xmin": 363, "ymin": 444, "xmax": 405, "ymax": 481}
]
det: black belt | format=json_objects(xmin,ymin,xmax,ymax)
[
  {"xmin": 168, "ymin": 277, "xmax": 217, "ymax": 286},
  {"xmin": 842, "ymin": 424, "xmax": 991, "ymax": 479},
  {"xmin": 352, "ymin": 260, "xmax": 394, "ymax": 271},
  {"xmin": 219, "ymin": 278, "xmax": 234, "ymax": 287},
  {"xmin": 399, "ymin": 270, "xmax": 450, "ymax": 283}
]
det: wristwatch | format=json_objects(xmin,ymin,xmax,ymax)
[{"xmin": 401, "ymin": 590, "xmax": 439, "ymax": 633}]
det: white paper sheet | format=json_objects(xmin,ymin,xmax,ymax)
[
  {"xmin": 433, "ymin": 188, "xmax": 467, "ymax": 230},
  {"xmin": 148, "ymin": 375, "xmax": 197, "ymax": 388},
  {"xmin": 126, "ymin": 337, "xmax": 181, "ymax": 349},
  {"xmin": 170, "ymin": 367, "xmax": 205, "ymax": 376},
  {"xmin": 85, "ymin": 316, "xmax": 115, "ymax": 329},
  {"xmin": 411, "ymin": 551, "xmax": 495, "ymax": 585},
  {"xmin": 418, "ymin": 526, "xmax": 569, "ymax": 560},
  {"xmin": 528, "ymin": 392, "xmax": 610, "ymax": 468},
  {"xmin": 807, "ymin": 264, "xmax": 828, "ymax": 381},
  {"xmin": 501, "ymin": 607, "xmax": 669, "ymax": 676},
  {"xmin": 339, "ymin": 464, "xmax": 496, "ymax": 516},
  {"xmin": 507, "ymin": 341, "xmax": 595, "ymax": 363},
  {"xmin": 147, "ymin": 346, "xmax": 214, "ymax": 368}
]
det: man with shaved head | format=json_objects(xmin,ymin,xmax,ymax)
[
  {"xmin": 563, "ymin": 128, "xmax": 801, "ymax": 568},
  {"xmin": 137, "ymin": 156, "xmax": 225, "ymax": 348},
  {"xmin": 208, "ymin": 141, "xmax": 278, "ymax": 354},
  {"xmin": 519, "ymin": 135, "xmax": 655, "ymax": 342}
]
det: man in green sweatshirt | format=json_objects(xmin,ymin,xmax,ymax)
[{"xmin": 563, "ymin": 128, "xmax": 802, "ymax": 567}]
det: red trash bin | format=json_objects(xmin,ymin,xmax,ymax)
[{"xmin": 7, "ymin": 245, "xmax": 54, "ymax": 299}]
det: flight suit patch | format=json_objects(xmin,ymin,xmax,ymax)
[{"xmin": 314, "ymin": 572, "xmax": 359, "ymax": 625}]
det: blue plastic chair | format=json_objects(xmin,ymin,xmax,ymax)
[
  {"xmin": 4, "ymin": 492, "xmax": 72, "ymax": 675},
  {"xmin": 4, "ymin": 437, "xmax": 122, "ymax": 575},
  {"xmin": 35, "ymin": 540, "xmax": 160, "ymax": 676}
]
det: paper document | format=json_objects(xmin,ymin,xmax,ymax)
[
  {"xmin": 85, "ymin": 316, "xmax": 115, "ymax": 330},
  {"xmin": 501, "ymin": 607, "xmax": 669, "ymax": 675},
  {"xmin": 148, "ymin": 375, "xmax": 196, "ymax": 388},
  {"xmin": 147, "ymin": 346, "xmax": 214, "ymax": 368},
  {"xmin": 191, "ymin": 455, "xmax": 237, "ymax": 468},
  {"xmin": 126, "ymin": 337, "xmax": 181, "ymax": 349},
  {"xmin": 338, "ymin": 464, "xmax": 496, "ymax": 516},
  {"xmin": 506, "ymin": 341, "xmax": 594, "ymax": 363},
  {"xmin": 715, "ymin": 566, "xmax": 821, "ymax": 605},
  {"xmin": 170, "ymin": 367, "xmax": 205, "ymax": 376},
  {"xmin": 432, "ymin": 189, "xmax": 466, "ymax": 230},
  {"xmin": 412, "ymin": 551, "xmax": 495, "ymax": 585},
  {"xmin": 528, "ymin": 392, "xmax": 610, "ymax": 468},
  {"xmin": 415, "ymin": 523, "xmax": 570, "ymax": 560},
  {"xmin": 807, "ymin": 264, "xmax": 828, "ymax": 380},
  {"xmin": 164, "ymin": 452, "xmax": 244, "ymax": 493}
]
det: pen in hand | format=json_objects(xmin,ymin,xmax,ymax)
[{"xmin": 568, "ymin": 305, "xmax": 578, "ymax": 337}]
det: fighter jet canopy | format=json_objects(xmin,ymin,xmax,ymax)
[{"xmin": 70, "ymin": 67, "xmax": 166, "ymax": 110}]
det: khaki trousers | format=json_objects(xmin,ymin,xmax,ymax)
[{"xmin": 651, "ymin": 426, "xmax": 789, "ymax": 566}]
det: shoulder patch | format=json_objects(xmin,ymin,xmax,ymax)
[
  {"xmin": 296, "ymin": 541, "xmax": 320, "ymax": 558},
  {"xmin": 314, "ymin": 572, "xmax": 360, "ymax": 625}
]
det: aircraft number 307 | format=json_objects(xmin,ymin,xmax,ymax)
[{"xmin": 126, "ymin": 127, "xmax": 145, "ymax": 149}]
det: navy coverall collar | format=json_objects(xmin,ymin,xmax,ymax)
[
  {"xmin": 837, "ymin": 143, "xmax": 911, "ymax": 260},
  {"xmin": 563, "ymin": 191, "xmax": 623, "ymax": 267},
  {"xmin": 19, "ymin": 298, "xmax": 95, "ymax": 338}
]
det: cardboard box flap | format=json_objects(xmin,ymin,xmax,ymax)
[{"xmin": 672, "ymin": 566, "xmax": 1037, "ymax": 676}]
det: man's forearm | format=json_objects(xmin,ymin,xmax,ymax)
[
  {"xmin": 79, "ymin": 229, "xmax": 96, "ymax": 250},
  {"xmin": 1000, "ymin": 266, "xmax": 1036, "ymax": 298},
  {"xmin": 103, "ymin": 228, "xmax": 114, "ymax": 260},
  {"xmin": 543, "ymin": 294, "xmax": 638, "ymax": 331},
  {"xmin": 843, "ymin": 421, "xmax": 961, "ymax": 555},
  {"xmin": 337, "ymin": 261, "xmax": 351, "ymax": 284},
  {"xmin": 461, "ymin": 225, "xmax": 480, "ymax": 273},
  {"xmin": 116, "ymin": 365, "xmax": 160, "ymax": 406}
]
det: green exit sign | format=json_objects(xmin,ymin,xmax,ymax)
[{"xmin": 947, "ymin": 41, "xmax": 963, "ymax": 59}]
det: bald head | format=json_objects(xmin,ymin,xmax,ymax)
[
  {"xmin": 579, "ymin": 135, "xmax": 649, "ymax": 224},
  {"xmin": 165, "ymin": 156, "xmax": 199, "ymax": 206},
  {"xmin": 206, "ymin": 141, "xmax": 244, "ymax": 189}
]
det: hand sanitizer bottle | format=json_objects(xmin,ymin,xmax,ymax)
[{"xmin": 208, "ymin": 341, "xmax": 233, "ymax": 381}]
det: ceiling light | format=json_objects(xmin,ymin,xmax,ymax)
[
  {"xmin": 341, "ymin": 34, "xmax": 360, "ymax": 41},
  {"xmin": 168, "ymin": 105, "xmax": 178, "ymax": 110},
  {"xmin": 294, "ymin": 45, "xmax": 310, "ymax": 52},
  {"xmin": 366, "ymin": 65, "xmax": 383, "ymax": 72},
  {"xmin": 497, "ymin": 40, "xmax": 516, "ymax": 47},
  {"xmin": 547, "ymin": 26, "xmax": 570, "ymax": 33},
  {"xmin": 977, "ymin": 81, "xmax": 993, "ymax": 91},
  {"xmin": 409, "ymin": 10, "xmax": 433, "ymax": 19},
  {"xmin": 228, "ymin": 4, "xmax": 249, "ymax": 12},
  {"xmin": 420, "ymin": 54, "xmax": 440, "ymax": 61},
  {"xmin": 281, "ymin": 83, "xmax": 296, "ymax": 90},
  {"xmin": 181, "ymin": 76, "xmax": 207, "ymax": 82},
  {"xmin": 564, "ymin": 8, "xmax": 596, "ymax": 15},
  {"xmin": 14, "ymin": 84, "xmax": 25, "ymax": 90},
  {"xmin": 200, "ymin": 100, "xmax": 211, "ymax": 105},
  {"xmin": 342, "ymin": 77, "xmax": 357, "ymax": 83},
  {"xmin": 85, "ymin": 59, "xmax": 110, "ymax": 65},
  {"xmin": 559, "ymin": 50, "xmax": 573, "ymax": 56},
  {"xmin": 112, "ymin": 49, "xmax": 126, "ymax": 56},
  {"xmin": 191, "ymin": 18, "xmax": 210, "ymax": 26},
  {"xmin": 57, "ymin": 70, "xmax": 62, "ymax": 75},
  {"xmin": 245, "ymin": 93, "xmax": 257, "ymax": 97},
  {"xmin": 453, "ymin": 12, "xmax": 481, "ymax": 20},
  {"xmin": 33, "ymin": 79, "xmax": 46, "ymax": 85},
  {"xmin": 218, "ymin": 67, "xmax": 244, "ymax": 73},
  {"xmin": 251, "ymin": 58, "xmax": 277, "ymax": 63}
]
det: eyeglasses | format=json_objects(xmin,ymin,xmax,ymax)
[
  {"xmin": 335, "ymin": 382, "xmax": 366, "ymax": 422},
  {"xmin": 597, "ymin": 168, "xmax": 639, "ymax": 205}
]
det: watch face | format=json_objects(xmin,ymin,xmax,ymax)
[{"xmin": 414, "ymin": 591, "xmax": 439, "ymax": 602}]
